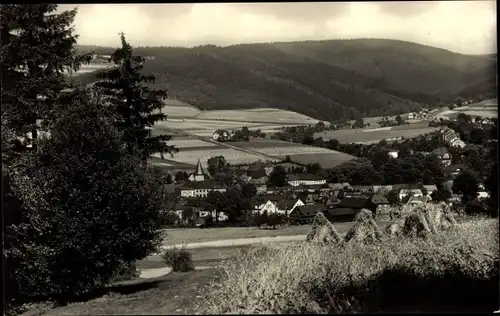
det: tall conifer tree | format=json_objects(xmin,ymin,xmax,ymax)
[{"xmin": 95, "ymin": 33, "xmax": 176, "ymax": 160}]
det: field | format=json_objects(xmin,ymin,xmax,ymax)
[
  {"xmin": 158, "ymin": 147, "xmax": 278, "ymax": 167},
  {"xmin": 226, "ymin": 139, "xmax": 356, "ymax": 168},
  {"xmin": 148, "ymin": 129, "xmax": 356, "ymax": 170},
  {"xmin": 316, "ymin": 124, "xmax": 441, "ymax": 144}
]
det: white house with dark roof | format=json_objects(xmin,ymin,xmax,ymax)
[{"xmin": 287, "ymin": 174, "xmax": 326, "ymax": 187}]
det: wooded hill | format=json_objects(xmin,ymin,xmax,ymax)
[{"xmin": 76, "ymin": 39, "xmax": 497, "ymax": 121}]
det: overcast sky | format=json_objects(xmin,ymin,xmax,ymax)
[{"xmin": 61, "ymin": 1, "xmax": 497, "ymax": 55}]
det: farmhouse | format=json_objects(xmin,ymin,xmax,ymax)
[
  {"xmin": 289, "ymin": 204, "xmax": 325, "ymax": 224},
  {"xmin": 288, "ymin": 174, "xmax": 326, "ymax": 187},
  {"xmin": 213, "ymin": 129, "xmax": 230, "ymax": 141},
  {"xmin": 252, "ymin": 194, "xmax": 282, "ymax": 214}
]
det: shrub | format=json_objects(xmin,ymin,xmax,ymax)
[
  {"xmin": 201, "ymin": 218, "xmax": 498, "ymax": 313},
  {"xmin": 110, "ymin": 261, "xmax": 140, "ymax": 283},
  {"xmin": 162, "ymin": 246, "xmax": 195, "ymax": 272},
  {"xmin": 3, "ymin": 88, "xmax": 167, "ymax": 306}
]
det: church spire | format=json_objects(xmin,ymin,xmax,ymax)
[{"xmin": 195, "ymin": 159, "xmax": 204, "ymax": 175}]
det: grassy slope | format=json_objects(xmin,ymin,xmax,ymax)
[{"xmin": 76, "ymin": 39, "xmax": 496, "ymax": 121}]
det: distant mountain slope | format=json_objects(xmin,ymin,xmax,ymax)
[{"xmin": 76, "ymin": 39, "xmax": 496, "ymax": 121}]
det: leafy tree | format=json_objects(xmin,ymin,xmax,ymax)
[
  {"xmin": 241, "ymin": 183, "xmax": 257, "ymax": 199},
  {"xmin": 4, "ymin": 87, "xmax": 166, "ymax": 305},
  {"xmin": 395, "ymin": 115, "xmax": 403, "ymax": 124},
  {"xmin": 381, "ymin": 161, "xmax": 404, "ymax": 184},
  {"xmin": 1, "ymin": 4, "xmax": 91, "ymax": 154},
  {"xmin": 207, "ymin": 155, "xmax": 228, "ymax": 176},
  {"xmin": 386, "ymin": 190, "xmax": 400, "ymax": 205},
  {"xmin": 181, "ymin": 207, "xmax": 194, "ymax": 224},
  {"xmin": 431, "ymin": 187, "xmax": 451, "ymax": 202},
  {"xmin": 267, "ymin": 165, "xmax": 288, "ymax": 187},
  {"xmin": 267, "ymin": 213, "xmax": 284, "ymax": 229},
  {"xmin": 95, "ymin": 33, "xmax": 176, "ymax": 160},
  {"xmin": 206, "ymin": 191, "xmax": 229, "ymax": 223},
  {"xmin": 306, "ymin": 162, "xmax": 322, "ymax": 174},
  {"xmin": 452, "ymin": 170, "xmax": 479, "ymax": 204},
  {"xmin": 352, "ymin": 117, "xmax": 365, "ymax": 129},
  {"xmin": 166, "ymin": 173, "xmax": 174, "ymax": 184},
  {"xmin": 174, "ymin": 171, "xmax": 188, "ymax": 183}
]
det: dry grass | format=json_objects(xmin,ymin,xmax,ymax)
[{"xmin": 201, "ymin": 218, "xmax": 498, "ymax": 313}]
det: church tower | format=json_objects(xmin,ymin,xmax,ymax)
[{"xmin": 191, "ymin": 159, "xmax": 205, "ymax": 182}]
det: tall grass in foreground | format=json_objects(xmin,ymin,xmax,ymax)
[{"xmin": 201, "ymin": 219, "xmax": 499, "ymax": 314}]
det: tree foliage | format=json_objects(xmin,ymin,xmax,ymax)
[
  {"xmin": 1, "ymin": 4, "xmax": 91, "ymax": 154},
  {"xmin": 4, "ymin": 87, "xmax": 167, "ymax": 305}
]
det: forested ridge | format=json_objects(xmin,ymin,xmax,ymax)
[{"xmin": 76, "ymin": 39, "xmax": 497, "ymax": 120}]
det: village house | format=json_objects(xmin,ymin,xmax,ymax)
[
  {"xmin": 373, "ymin": 185, "xmax": 393, "ymax": 194},
  {"xmin": 296, "ymin": 191, "xmax": 320, "ymax": 205},
  {"xmin": 407, "ymin": 195, "xmax": 429, "ymax": 206},
  {"xmin": 276, "ymin": 198, "xmax": 305, "ymax": 216},
  {"xmin": 325, "ymin": 195, "xmax": 342, "ymax": 208},
  {"xmin": 289, "ymin": 204, "xmax": 325, "ymax": 225},
  {"xmin": 252, "ymin": 194, "xmax": 282, "ymax": 214},
  {"xmin": 212, "ymin": 129, "xmax": 230, "ymax": 141},
  {"xmin": 370, "ymin": 194, "xmax": 391, "ymax": 214},
  {"xmin": 432, "ymin": 147, "xmax": 452, "ymax": 167},
  {"xmin": 178, "ymin": 180, "xmax": 227, "ymax": 198},
  {"xmin": 450, "ymin": 138, "xmax": 466, "ymax": 148},
  {"xmin": 287, "ymin": 174, "xmax": 326, "ymax": 187},
  {"xmin": 352, "ymin": 185, "xmax": 375, "ymax": 193},
  {"xmin": 328, "ymin": 182, "xmax": 352, "ymax": 191},
  {"xmin": 396, "ymin": 184, "xmax": 424, "ymax": 201}
]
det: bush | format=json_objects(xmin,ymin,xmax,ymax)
[
  {"xmin": 110, "ymin": 261, "xmax": 140, "ymax": 283},
  {"xmin": 3, "ymin": 88, "xmax": 167, "ymax": 306},
  {"xmin": 201, "ymin": 219, "xmax": 498, "ymax": 313},
  {"xmin": 162, "ymin": 246, "xmax": 195, "ymax": 272}
]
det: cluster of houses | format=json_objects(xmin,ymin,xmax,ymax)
[
  {"xmin": 406, "ymin": 109, "xmax": 429, "ymax": 120},
  {"xmin": 170, "ymin": 153, "xmax": 490, "ymax": 226}
]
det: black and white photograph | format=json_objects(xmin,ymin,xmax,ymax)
[{"xmin": 2, "ymin": 2, "xmax": 498, "ymax": 315}]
